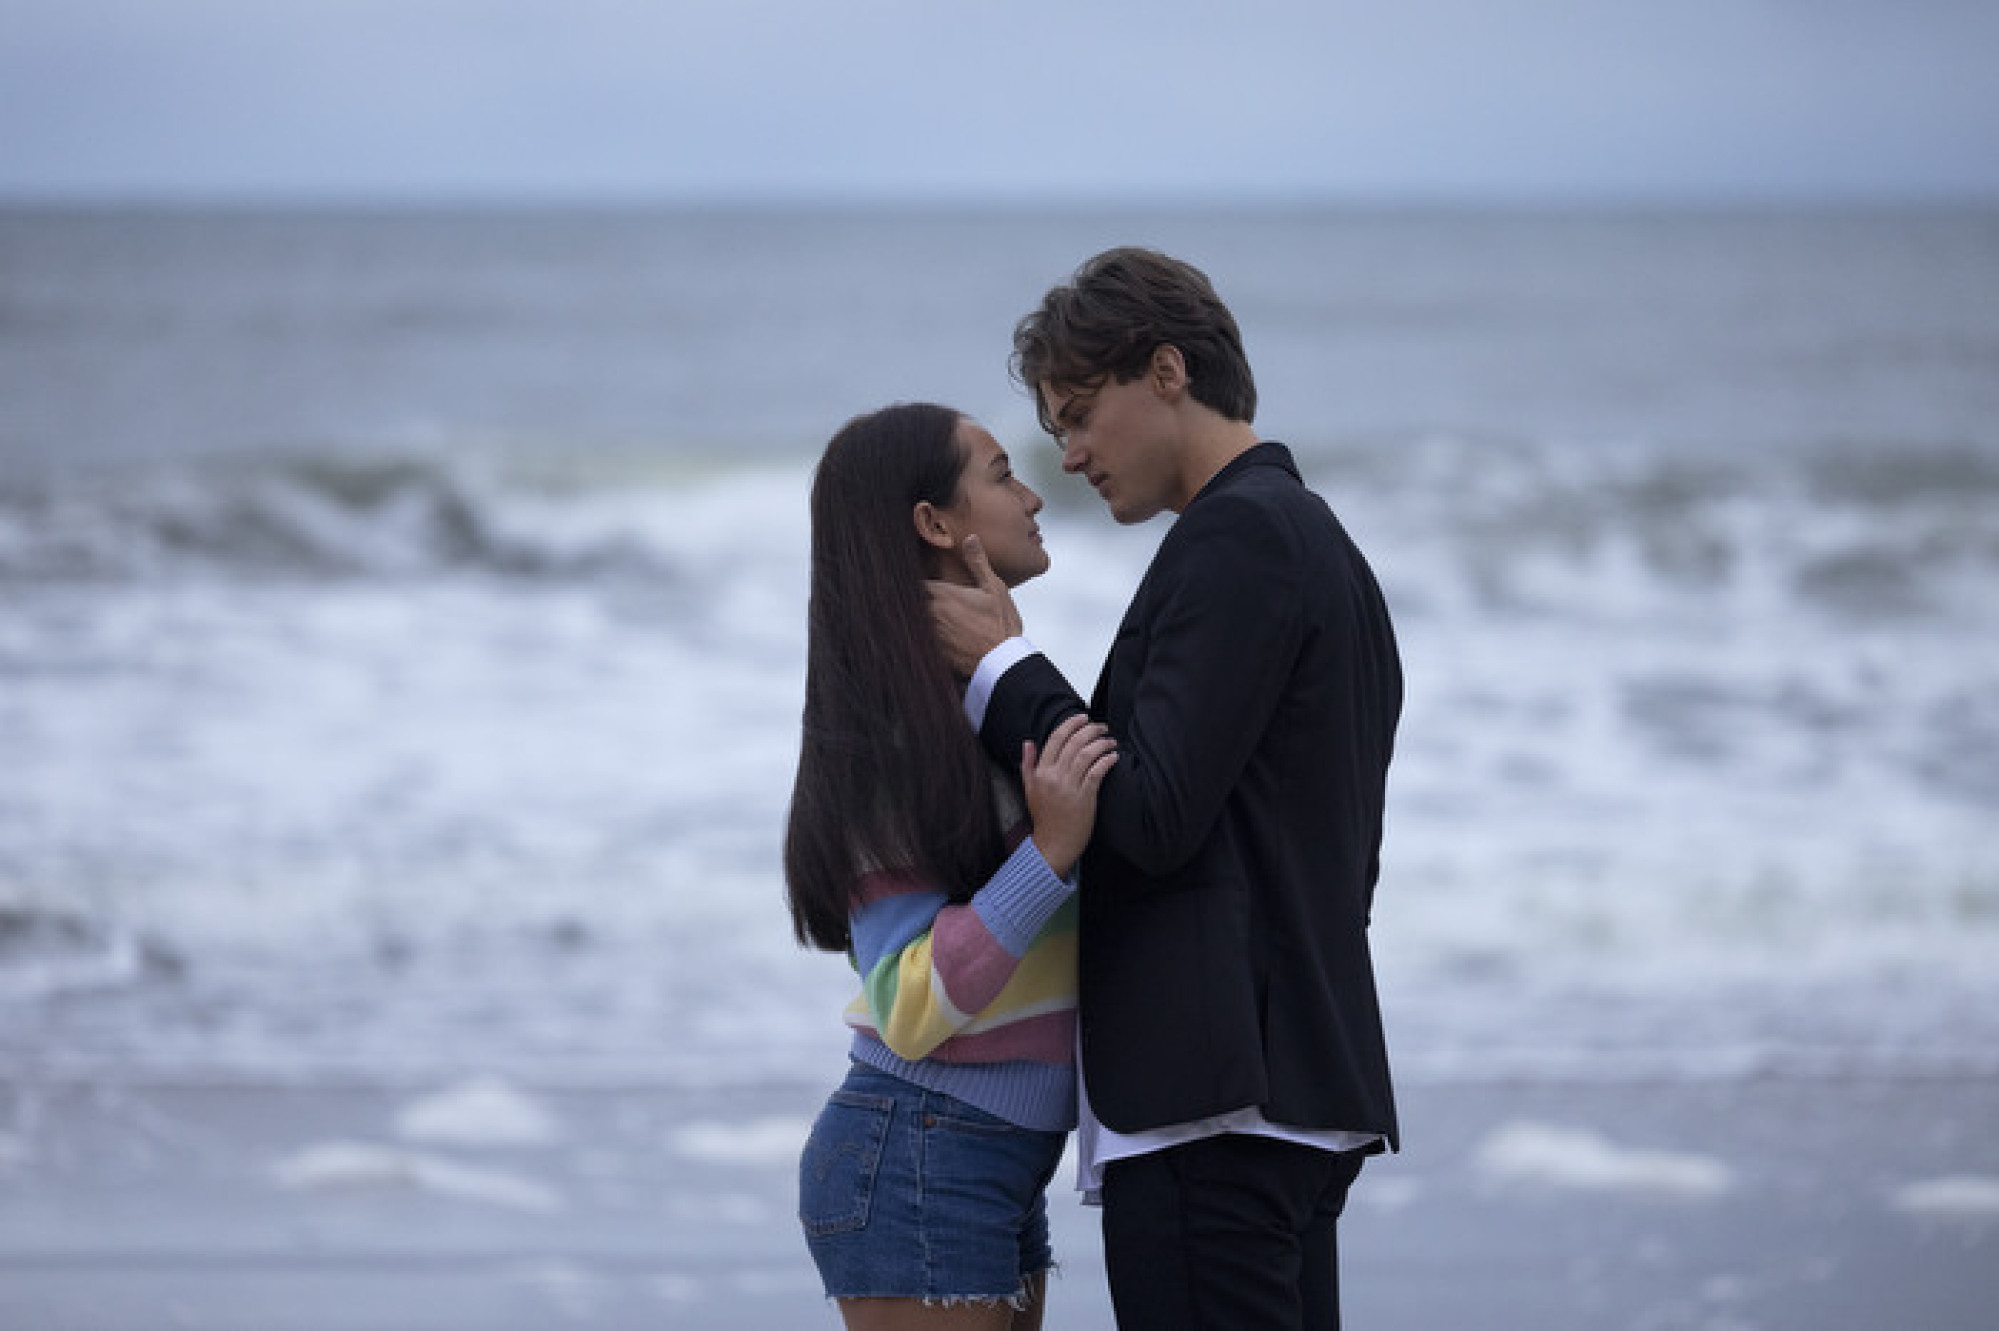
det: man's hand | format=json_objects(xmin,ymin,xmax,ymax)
[{"xmin": 926, "ymin": 535, "xmax": 1023, "ymax": 676}]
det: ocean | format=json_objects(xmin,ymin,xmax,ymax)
[{"xmin": 3, "ymin": 204, "xmax": 1996, "ymax": 1090}]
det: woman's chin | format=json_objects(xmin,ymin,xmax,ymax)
[{"xmin": 1006, "ymin": 552, "xmax": 1053, "ymax": 588}]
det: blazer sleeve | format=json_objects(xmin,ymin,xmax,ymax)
[{"xmin": 984, "ymin": 490, "xmax": 1306, "ymax": 878}]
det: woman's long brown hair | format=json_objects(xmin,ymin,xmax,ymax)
[{"xmin": 783, "ymin": 403, "xmax": 1006, "ymax": 952}]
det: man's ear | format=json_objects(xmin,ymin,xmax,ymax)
[
  {"xmin": 912, "ymin": 500, "xmax": 956, "ymax": 552},
  {"xmin": 1150, "ymin": 343, "xmax": 1190, "ymax": 398}
]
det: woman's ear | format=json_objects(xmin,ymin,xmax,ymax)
[{"xmin": 912, "ymin": 500, "xmax": 956, "ymax": 552}]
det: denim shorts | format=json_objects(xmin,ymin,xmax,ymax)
[{"xmin": 798, "ymin": 1063, "xmax": 1066, "ymax": 1305}]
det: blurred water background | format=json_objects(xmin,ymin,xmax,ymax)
[{"xmin": 3, "ymin": 205, "xmax": 1996, "ymax": 1088}]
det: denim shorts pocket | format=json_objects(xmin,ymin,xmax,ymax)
[{"xmin": 799, "ymin": 1090, "xmax": 894, "ymax": 1237}]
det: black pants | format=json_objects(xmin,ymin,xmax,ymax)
[{"xmin": 1100, "ymin": 1133, "xmax": 1368, "ymax": 1331}]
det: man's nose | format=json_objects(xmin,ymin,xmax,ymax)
[{"xmin": 1061, "ymin": 443, "xmax": 1087, "ymax": 474}]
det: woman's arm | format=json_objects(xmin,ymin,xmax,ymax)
[
  {"xmin": 848, "ymin": 839, "xmax": 1073, "ymax": 1061},
  {"xmin": 848, "ymin": 714, "xmax": 1115, "ymax": 1061}
]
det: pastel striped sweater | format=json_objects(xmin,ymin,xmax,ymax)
[{"xmin": 843, "ymin": 823, "xmax": 1079, "ymax": 1133}]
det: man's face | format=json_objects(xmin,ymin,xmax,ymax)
[{"xmin": 1040, "ymin": 371, "xmax": 1184, "ymax": 525}]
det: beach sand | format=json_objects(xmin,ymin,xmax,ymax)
[{"xmin": 2, "ymin": 1073, "xmax": 1994, "ymax": 1330}]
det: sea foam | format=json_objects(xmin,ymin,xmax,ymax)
[
  {"xmin": 1472, "ymin": 1121, "xmax": 1734, "ymax": 1200},
  {"xmin": 271, "ymin": 1141, "xmax": 562, "ymax": 1211},
  {"xmin": 1891, "ymin": 1175, "xmax": 1999, "ymax": 1219},
  {"xmin": 395, "ymin": 1076, "xmax": 561, "ymax": 1148}
]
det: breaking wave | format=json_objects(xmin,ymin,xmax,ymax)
[{"xmin": 0, "ymin": 452, "xmax": 719, "ymax": 584}]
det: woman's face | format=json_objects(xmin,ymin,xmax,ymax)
[{"xmin": 934, "ymin": 418, "xmax": 1048, "ymax": 588}]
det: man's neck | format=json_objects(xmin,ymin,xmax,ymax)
[{"xmin": 1173, "ymin": 418, "xmax": 1261, "ymax": 513}]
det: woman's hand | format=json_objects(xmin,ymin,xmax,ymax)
[{"xmin": 1021, "ymin": 713, "xmax": 1118, "ymax": 879}]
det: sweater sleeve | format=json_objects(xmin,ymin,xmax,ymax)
[{"xmin": 847, "ymin": 837, "xmax": 1075, "ymax": 1062}]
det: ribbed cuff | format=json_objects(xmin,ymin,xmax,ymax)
[{"xmin": 973, "ymin": 836, "xmax": 1077, "ymax": 956}]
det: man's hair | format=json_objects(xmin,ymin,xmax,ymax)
[{"xmin": 1011, "ymin": 246, "xmax": 1257, "ymax": 435}]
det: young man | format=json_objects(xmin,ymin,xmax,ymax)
[{"xmin": 930, "ymin": 247, "xmax": 1402, "ymax": 1330}]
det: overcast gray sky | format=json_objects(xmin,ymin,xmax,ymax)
[{"xmin": 3, "ymin": 0, "xmax": 1996, "ymax": 204}]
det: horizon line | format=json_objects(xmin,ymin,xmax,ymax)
[{"xmin": 4, "ymin": 185, "xmax": 1998, "ymax": 215}]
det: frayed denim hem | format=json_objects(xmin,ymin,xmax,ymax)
[{"xmin": 832, "ymin": 1261, "xmax": 1059, "ymax": 1314}]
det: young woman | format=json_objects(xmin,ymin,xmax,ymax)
[{"xmin": 786, "ymin": 402, "xmax": 1115, "ymax": 1329}]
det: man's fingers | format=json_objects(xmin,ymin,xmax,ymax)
[{"xmin": 961, "ymin": 534, "xmax": 1005, "ymax": 592}]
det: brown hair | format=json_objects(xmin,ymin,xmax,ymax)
[
  {"xmin": 783, "ymin": 403, "xmax": 1007, "ymax": 952},
  {"xmin": 1011, "ymin": 246, "xmax": 1257, "ymax": 435}
]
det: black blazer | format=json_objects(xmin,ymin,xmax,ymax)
[{"xmin": 980, "ymin": 443, "xmax": 1402, "ymax": 1144}]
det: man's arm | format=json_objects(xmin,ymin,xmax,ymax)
[{"xmin": 986, "ymin": 493, "xmax": 1306, "ymax": 878}]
